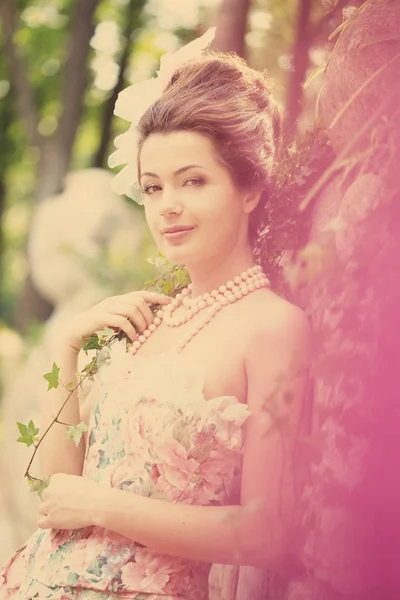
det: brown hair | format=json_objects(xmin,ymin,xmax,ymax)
[{"xmin": 137, "ymin": 51, "xmax": 282, "ymax": 246}]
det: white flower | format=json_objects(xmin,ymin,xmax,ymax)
[
  {"xmin": 108, "ymin": 127, "xmax": 141, "ymax": 201},
  {"xmin": 113, "ymin": 78, "xmax": 164, "ymax": 124},
  {"xmin": 157, "ymin": 27, "xmax": 216, "ymax": 88},
  {"xmin": 108, "ymin": 127, "xmax": 138, "ymax": 168},
  {"xmin": 109, "ymin": 159, "xmax": 138, "ymax": 197}
]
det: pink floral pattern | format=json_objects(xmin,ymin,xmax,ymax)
[{"xmin": 0, "ymin": 341, "xmax": 250, "ymax": 599}]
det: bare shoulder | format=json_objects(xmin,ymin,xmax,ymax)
[
  {"xmin": 236, "ymin": 289, "xmax": 311, "ymax": 429},
  {"xmin": 247, "ymin": 288, "xmax": 309, "ymax": 340},
  {"xmin": 243, "ymin": 288, "xmax": 311, "ymax": 376}
]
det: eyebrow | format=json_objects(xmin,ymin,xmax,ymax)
[{"xmin": 140, "ymin": 164, "xmax": 206, "ymax": 181}]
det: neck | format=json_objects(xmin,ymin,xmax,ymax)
[{"xmin": 186, "ymin": 246, "xmax": 257, "ymax": 297}]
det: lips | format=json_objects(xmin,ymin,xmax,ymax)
[{"xmin": 161, "ymin": 225, "xmax": 195, "ymax": 234}]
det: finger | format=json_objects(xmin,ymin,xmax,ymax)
[
  {"xmin": 105, "ymin": 314, "xmax": 138, "ymax": 342},
  {"xmin": 107, "ymin": 302, "xmax": 150, "ymax": 334},
  {"xmin": 127, "ymin": 291, "xmax": 173, "ymax": 306},
  {"xmin": 108, "ymin": 299, "xmax": 157, "ymax": 332},
  {"xmin": 99, "ymin": 303, "xmax": 144, "ymax": 334},
  {"xmin": 131, "ymin": 297, "xmax": 156, "ymax": 330},
  {"xmin": 128, "ymin": 305, "xmax": 149, "ymax": 333}
]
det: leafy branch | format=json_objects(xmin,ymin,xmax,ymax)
[{"xmin": 18, "ymin": 328, "xmax": 115, "ymax": 498}]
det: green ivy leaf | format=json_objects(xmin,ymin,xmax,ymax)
[
  {"xmin": 81, "ymin": 357, "xmax": 98, "ymax": 378},
  {"xmin": 161, "ymin": 279, "xmax": 175, "ymax": 295},
  {"xmin": 82, "ymin": 335, "xmax": 101, "ymax": 353},
  {"xmin": 28, "ymin": 476, "xmax": 50, "ymax": 499},
  {"xmin": 95, "ymin": 327, "xmax": 115, "ymax": 341},
  {"xmin": 43, "ymin": 362, "xmax": 60, "ymax": 390},
  {"xmin": 17, "ymin": 420, "xmax": 39, "ymax": 447},
  {"xmin": 175, "ymin": 267, "xmax": 190, "ymax": 287},
  {"xmin": 82, "ymin": 328, "xmax": 115, "ymax": 354},
  {"xmin": 65, "ymin": 421, "xmax": 89, "ymax": 446}
]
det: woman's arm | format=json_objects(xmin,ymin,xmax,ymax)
[
  {"xmin": 239, "ymin": 303, "xmax": 311, "ymax": 566},
  {"xmin": 95, "ymin": 489, "xmax": 253, "ymax": 565},
  {"xmin": 37, "ymin": 343, "xmax": 85, "ymax": 477}
]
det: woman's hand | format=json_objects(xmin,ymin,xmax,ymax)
[
  {"xmin": 37, "ymin": 473, "xmax": 106, "ymax": 530},
  {"xmin": 60, "ymin": 290, "xmax": 172, "ymax": 352}
]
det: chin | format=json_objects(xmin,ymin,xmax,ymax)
[
  {"xmin": 163, "ymin": 247, "xmax": 191, "ymax": 265},
  {"xmin": 162, "ymin": 243, "xmax": 199, "ymax": 267}
]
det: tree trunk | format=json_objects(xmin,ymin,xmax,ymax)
[
  {"xmin": 34, "ymin": 0, "xmax": 100, "ymax": 202},
  {"xmin": 0, "ymin": 1, "xmax": 41, "ymax": 147},
  {"xmin": 93, "ymin": 0, "xmax": 146, "ymax": 169},
  {"xmin": 283, "ymin": 0, "xmax": 312, "ymax": 141},
  {"xmin": 212, "ymin": 0, "xmax": 251, "ymax": 58},
  {"xmin": 0, "ymin": 176, "xmax": 6, "ymax": 296},
  {"xmin": 54, "ymin": 0, "xmax": 100, "ymax": 179}
]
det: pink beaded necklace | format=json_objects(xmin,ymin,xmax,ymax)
[{"xmin": 130, "ymin": 264, "xmax": 270, "ymax": 355}]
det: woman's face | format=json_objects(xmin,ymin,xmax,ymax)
[{"xmin": 139, "ymin": 131, "xmax": 255, "ymax": 267}]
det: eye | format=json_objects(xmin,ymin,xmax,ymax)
[
  {"xmin": 184, "ymin": 177, "xmax": 205, "ymax": 187},
  {"xmin": 142, "ymin": 183, "xmax": 162, "ymax": 196}
]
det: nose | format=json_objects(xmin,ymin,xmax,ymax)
[{"xmin": 159, "ymin": 185, "xmax": 183, "ymax": 217}]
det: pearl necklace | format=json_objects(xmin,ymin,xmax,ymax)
[{"xmin": 130, "ymin": 265, "xmax": 270, "ymax": 355}]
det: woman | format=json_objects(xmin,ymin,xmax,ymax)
[{"xmin": 0, "ymin": 31, "xmax": 310, "ymax": 600}]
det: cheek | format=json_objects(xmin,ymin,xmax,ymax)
[
  {"xmin": 197, "ymin": 184, "xmax": 235, "ymax": 218},
  {"xmin": 200, "ymin": 187, "xmax": 242, "ymax": 229}
]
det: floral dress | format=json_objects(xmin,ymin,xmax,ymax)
[{"xmin": 0, "ymin": 340, "xmax": 250, "ymax": 600}]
